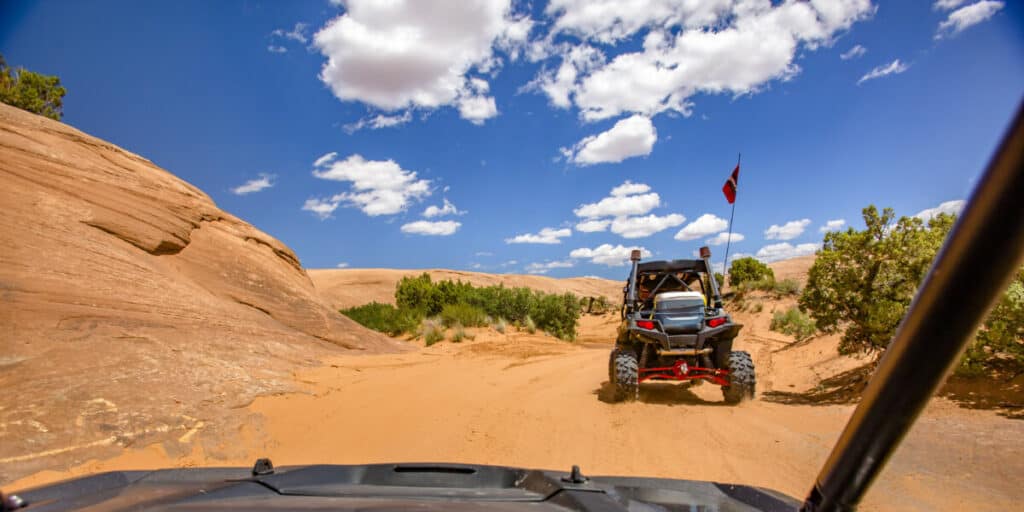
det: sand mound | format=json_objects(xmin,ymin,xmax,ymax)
[
  {"xmin": 0, "ymin": 104, "xmax": 401, "ymax": 482},
  {"xmin": 309, "ymin": 268, "xmax": 622, "ymax": 310}
]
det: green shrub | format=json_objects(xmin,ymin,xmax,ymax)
[
  {"xmin": 714, "ymin": 272, "xmax": 725, "ymax": 288},
  {"xmin": 394, "ymin": 273, "xmax": 580, "ymax": 340},
  {"xmin": 440, "ymin": 303, "xmax": 488, "ymax": 328},
  {"xmin": 339, "ymin": 302, "xmax": 420, "ymax": 336},
  {"xmin": 773, "ymin": 278, "xmax": 801, "ymax": 296},
  {"xmin": 419, "ymin": 318, "xmax": 445, "ymax": 346},
  {"xmin": 737, "ymin": 276, "xmax": 776, "ymax": 294},
  {"xmin": 770, "ymin": 307, "xmax": 817, "ymax": 341},
  {"xmin": 524, "ymin": 315, "xmax": 537, "ymax": 334},
  {"xmin": 450, "ymin": 323, "xmax": 464, "ymax": 342},
  {"xmin": 752, "ymin": 302, "xmax": 764, "ymax": 313},
  {"xmin": 493, "ymin": 317, "xmax": 507, "ymax": 333},
  {"xmin": 0, "ymin": 54, "xmax": 66, "ymax": 120},
  {"xmin": 729, "ymin": 257, "xmax": 775, "ymax": 287}
]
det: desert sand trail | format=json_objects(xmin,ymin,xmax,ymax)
[{"xmin": 9, "ymin": 325, "xmax": 1023, "ymax": 512}]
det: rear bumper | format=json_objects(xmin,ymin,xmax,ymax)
[{"xmin": 631, "ymin": 324, "xmax": 741, "ymax": 349}]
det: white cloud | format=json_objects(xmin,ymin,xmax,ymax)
[
  {"xmin": 272, "ymin": 22, "xmax": 309, "ymax": 44},
  {"xmin": 343, "ymin": 111, "xmax": 413, "ymax": 133},
  {"xmin": 934, "ymin": 0, "xmax": 968, "ymax": 11},
  {"xmin": 756, "ymin": 242, "xmax": 820, "ymax": 262},
  {"xmin": 563, "ymin": 115, "xmax": 657, "ymax": 165},
  {"xmin": 313, "ymin": 151, "xmax": 338, "ymax": 167},
  {"xmin": 840, "ymin": 44, "xmax": 866, "ymax": 60},
  {"xmin": 303, "ymin": 198, "xmax": 341, "ymax": 220},
  {"xmin": 506, "ymin": 227, "xmax": 572, "ymax": 244},
  {"xmin": 336, "ymin": 262, "xmax": 350, "ymax": 268},
  {"xmin": 610, "ymin": 213, "xmax": 685, "ymax": 238},
  {"xmin": 267, "ymin": 45, "xmax": 287, "ymax": 54},
  {"xmin": 707, "ymin": 232, "xmax": 745, "ymax": 246},
  {"xmin": 312, "ymin": 0, "xmax": 529, "ymax": 124},
  {"xmin": 401, "ymin": 220, "xmax": 461, "ymax": 236},
  {"xmin": 231, "ymin": 173, "xmax": 275, "ymax": 195},
  {"xmin": 575, "ymin": 219, "xmax": 611, "ymax": 232},
  {"xmin": 534, "ymin": 0, "xmax": 875, "ymax": 121},
  {"xmin": 311, "ymin": 154, "xmax": 431, "ymax": 216},
  {"xmin": 915, "ymin": 199, "xmax": 965, "ymax": 222},
  {"xmin": 422, "ymin": 198, "xmax": 464, "ymax": 218},
  {"xmin": 936, "ymin": 1, "xmax": 1004, "ymax": 39},
  {"xmin": 820, "ymin": 219, "xmax": 847, "ymax": 232},
  {"xmin": 858, "ymin": 59, "xmax": 909, "ymax": 85},
  {"xmin": 474, "ymin": 251, "xmax": 494, "ymax": 257},
  {"xmin": 674, "ymin": 213, "xmax": 728, "ymax": 241},
  {"xmin": 525, "ymin": 260, "xmax": 575, "ymax": 274},
  {"xmin": 610, "ymin": 180, "xmax": 651, "ymax": 196},
  {"xmin": 765, "ymin": 218, "xmax": 811, "ymax": 240},
  {"xmin": 570, "ymin": 244, "xmax": 651, "ymax": 266},
  {"xmin": 574, "ymin": 182, "xmax": 660, "ymax": 218}
]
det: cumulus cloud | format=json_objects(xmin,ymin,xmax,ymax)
[
  {"xmin": 765, "ymin": 219, "xmax": 811, "ymax": 240},
  {"xmin": 756, "ymin": 242, "xmax": 820, "ymax": 262},
  {"xmin": 422, "ymin": 198, "xmax": 464, "ymax": 218},
  {"xmin": 840, "ymin": 44, "xmax": 867, "ymax": 60},
  {"xmin": 707, "ymin": 232, "xmax": 745, "ymax": 246},
  {"xmin": 312, "ymin": 0, "xmax": 529, "ymax": 124},
  {"xmin": 231, "ymin": 173, "xmax": 275, "ymax": 195},
  {"xmin": 506, "ymin": 227, "xmax": 572, "ymax": 244},
  {"xmin": 336, "ymin": 262, "xmax": 350, "ymax": 268},
  {"xmin": 533, "ymin": 0, "xmax": 875, "ymax": 121},
  {"xmin": 563, "ymin": 115, "xmax": 657, "ymax": 165},
  {"xmin": 674, "ymin": 213, "xmax": 728, "ymax": 241},
  {"xmin": 575, "ymin": 219, "xmax": 611, "ymax": 232},
  {"xmin": 475, "ymin": 251, "xmax": 494, "ymax": 257},
  {"xmin": 343, "ymin": 111, "xmax": 413, "ymax": 133},
  {"xmin": 934, "ymin": 0, "xmax": 968, "ymax": 9},
  {"xmin": 820, "ymin": 219, "xmax": 847, "ymax": 232},
  {"xmin": 610, "ymin": 213, "xmax": 685, "ymax": 239},
  {"xmin": 858, "ymin": 59, "xmax": 909, "ymax": 85},
  {"xmin": 401, "ymin": 220, "xmax": 461, "ymax": 236},
  {"xmin": 936, "ymin": 1, "xmax": 1004, "ymax": 39},
  {"xmin": 303, "ymin": 197, "xmax": 341, "ymax": 220},
  {"xmin": 525, "ymin": 260, "xmax": 575, "ymax": 274},
  {"xmin": 267, "ymin": 45, "xmax": 287, "ymax": 54},
  {"xmin": 915, "ymin": 199, "xmax": 965, "ymax": 222},
  {"xmin": 570, "ymin": 244, "xmax": 651, "ymax": 266},
  {"xmin": 574, "ymin": 182, "xmax": 660, "ymax": 218},
  {"xmin": 309, "ymin": 153, "xmax": 431, "ymax": 217}
]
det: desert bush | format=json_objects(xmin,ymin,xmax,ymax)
[
  {"xmin": 0, "ymin": 53, "xmax": 66, "ymax": 120},
  {"xmin": 752, "ymin": 302, "xmax": 764, "ymax": 313},
  {"xmin": 773, "ymin": 278, "xmax": 801, "ymax": 296},
  {"xmin": 523, "ymin": 315, "xmax": 537, "ymax": 334},
  {"xmin": 339, "ymin": 302, "xmax": 420, "ymax": 336},
  {"xmin": 419, "ymin": 318, "xmax": 445, "ymax": 346},
  {"xmin": 729, "ymin": 257, "xmax": 775, "ymax": 287},
  {"xmin": 714, "ymin": 272, "xmax": 725, "ymax": 288},
  {"xmin": 450, "ymin": 323, "xmax": 474, "ymax": 343},
  {"xmin": 770, "ymin": 307, "xmax": 817, "ymax": 341},
  {"xmin": 493, "ymin": 317, "xmax": 507, "ymax": 333},
  {"xmin": 960, "ymin": 268, "xmax": 1024, "ymax": 375},
  {"xmin": 394, "ymin": 273, "xmax": 580, "ymax": 340},
  {"xmin": 800, "ymin": 206, "xmax": 953, "ymax": 355},
  {"xmin": 440, "ymin": 303, "xmax": 488, "ymax": 328}
]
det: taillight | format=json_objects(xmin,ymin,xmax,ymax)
[
  {"xmin": 636, "ymin": 320, "xmax": 655, "ymax": 330},
  {"xmin": 707, "ymin": 317, "xmax": 727, "ymax": 328}
]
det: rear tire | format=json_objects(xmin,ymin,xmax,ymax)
[
  {"xmin": 612, "ymin": 349, "xmax": 639, "ymax": 402},
  {"xmin": 722, "ymin": 350, "xmax": 755, "ymax": 404}
]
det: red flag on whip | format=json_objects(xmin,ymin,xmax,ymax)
[{"xmin": 722, "ymin": 164, "xmax": 739, "ymax": 204}]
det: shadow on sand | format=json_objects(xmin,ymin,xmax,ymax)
[{"xmin": 593, "ymin": 381, "xmax": 730, "ymax": 406}]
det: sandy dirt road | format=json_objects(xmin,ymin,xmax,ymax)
[{"xmin": 8, "ymin": 328, "xmax": 1022, "ymax": 511}]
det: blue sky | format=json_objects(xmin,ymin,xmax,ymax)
[{"xmin": 2, "ymin": 0, "xmax": 1022, "ymax": 278}]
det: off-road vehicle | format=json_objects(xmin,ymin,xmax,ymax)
[{"xmin": 608, "ymin": 246, "xmax": 754, "ymax": 403}]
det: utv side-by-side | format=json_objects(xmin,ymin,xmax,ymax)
[{"xmin": 609, "ymin": 246, "xmax": 755, "ymax": 403}]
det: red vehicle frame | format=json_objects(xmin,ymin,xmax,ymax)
[{"xmin": 638, "ymin": 359, "xmax": 730, "ymax": 387}]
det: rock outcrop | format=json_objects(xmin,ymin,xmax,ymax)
[{"xmin": 0, "ymin": 104, "xmax": 401, "ymax": 482}]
